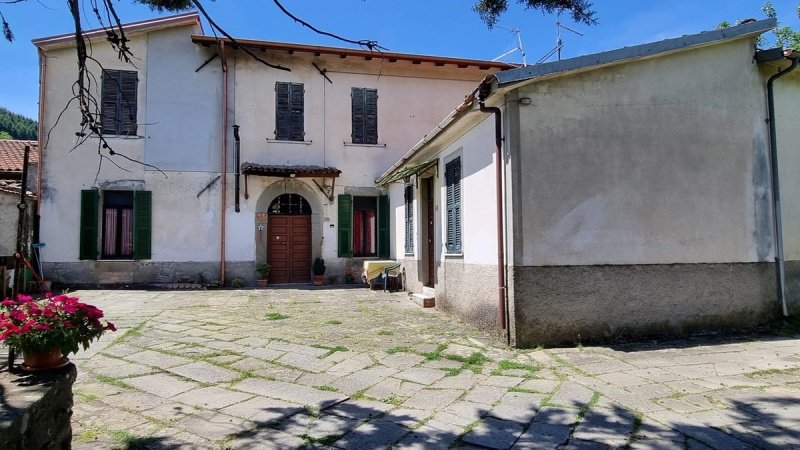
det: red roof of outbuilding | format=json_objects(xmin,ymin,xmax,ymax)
[{"xmin": 0, "ymin": 140, "xmax": 38, "ymax": 174}]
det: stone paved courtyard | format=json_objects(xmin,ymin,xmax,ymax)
[{"xmin": 66, "ymin": 288, "xmax": 800, "ymax": 449}]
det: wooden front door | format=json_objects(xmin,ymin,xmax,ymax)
[
  {"xmin": 424, "ymin": 177, "xmax": 435, "ymax": 287},
  {"xmin": 268, "ymin": 215, "xmax": 311, "ymax": 283}
]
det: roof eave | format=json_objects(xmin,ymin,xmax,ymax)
[
  {"xmin": 33, "ymin": 11, "xmax": 202, "ymax": 50},
  {"xmin": 495, "ymin": 18, "xmax": 777, "ymax": 86}
]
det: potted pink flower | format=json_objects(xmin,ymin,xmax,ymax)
[{"xmin": 0, "ymin": 294, "xmax": 116, "ymax": 371}]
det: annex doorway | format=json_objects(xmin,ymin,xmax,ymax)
[{"xmin": 267, "ymin": 194, "xmax": 312, "ymax": 284}]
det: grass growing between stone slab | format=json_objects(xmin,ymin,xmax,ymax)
[
  {"xmin": 312, "ymin": 344, "xmax": 349, "ymax": 357},
  {"xmin": 325, "ymin": 320, "xmax": 343, "ymax": 325},
  {"xmin": 95, "ymin": 374, "xmax": 136, "ymax": 390},
  {"xmin": 744, "ymin": 367, "xmax": 800, "ymax": 378},
  {"xmin": 377, "ymin": 330, "xmax": 394, "ymax": 336},
  {"xmin": 446, "ymin": 352, "xmax": 488, "ymax": 374},
  {"xmin": 576, "ymin": 391, "xmax": 602, "ymax": 422},
  {"xmin": 491, "ymin": 359, "xmax": 540, "ymax": 377},
  {"xmin": 265, "ymin": 312, "xmax": 290, "ymax": 320},
  {"xmin": 111, "ymin": 320, "xmax": 148, "ymax": 345},
  {"xmin": 421, "ymin": 343, "xmax": 448, "ymax": 360},
  {"xmin": 314, "ymin": 385, "xmax": 339, "ymax": 392},
  {"xmin": 386, "ymin": 346, "xmax": 414, "ymax": 354}
]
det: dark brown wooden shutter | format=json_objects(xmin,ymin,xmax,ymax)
[
  {"xmin": 289, "ymin": 83, "xmax": 304, "ymax": 141},
  {"xmin": 351, "ymin": 88, "xmax": 365, "ymax": 144},
  {"xmin": 351, "ymin": 88, "xmax": 378, "ymax": 144},
  {"xmin": 364, "ymin": 89, "xmax": 378, "ymax": 144},
  {"xmin": 100, "ymin": 69, "xmax": 137, "ymax": 135},
  {"xmin": 275, "ymin": 82, "xmax": 290, "ymax": 140},
  {"xmin": 119, "ymin": 71, "xmax": 138, "ymax": 136}
]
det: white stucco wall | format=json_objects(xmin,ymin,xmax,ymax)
[
  {"xmin": 514, "ymin": 37, "xmax": 772, "ymax": 266},
  {"xmin": 39, "ymin": 21, "xmax": 495, "ymax": 279},
  {"xmin": 772, "ymin": 70, "xmax": 800, "ymax": 261}
]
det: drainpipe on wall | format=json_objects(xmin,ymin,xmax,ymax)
[
  {"xmin": 220, "ymin": 41, "xmax": 228, "ymax": 284},
  {"xmin": 36, "ymin": 48, "xmax": 47, "ymax": 216},
  {"xmin": 478, "ymin": 100, "xmax": 508, "ymax": 340},
  {"xmin": 766, "ymin": 50, "xmax": 799, "ymax": 317},
  {"xmin": 233, "ymin": 125, "xmax": 241, "ymax": 213}
]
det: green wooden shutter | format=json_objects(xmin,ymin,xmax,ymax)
[
  {"xmin": 404, "ymin": 185, "xmax": 413, "ymax": 254},
  {"xmin": 79, "ymin": 189, "xmax": 99, "ymax": 260},
  {"xmin": 119, "ymin": 70, "xmax": 138, "ymax": 136},
  {"xmin": 378, "ymin": 194, "xmax": 389, "ymax": 258},
  {"xmin": 445, "ymin": 157, "xmax": 462, "ymax": 253},
  {"xmin": 364, "ymin": 89, "xmax": 378, "ymax": 145},
  {"xmin": 133, "ymin": 191, "xmax": 152, "ymax": 260},
  {"xmin": 351, "ymin": 88, "xmax": 365, "ymax": 144},
  {"xmin": 337, "ymin": 194, "xmax": 353, "ymax": 257}
]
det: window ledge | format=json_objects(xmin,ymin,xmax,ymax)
[
  {"xmin": 267, "ymin": 139, "xmax": 313, "ymax": 145},
  {"xmin": 343, "ymin": 142, "xmax": 386, "ymax": 148},
  {"xmin": 96, "ymin": 259, "xmax": 136, "ymax": 262},
  {"xmin": 89, "ymin": 135, "xmax": 144, "ymax": 140},
  {"xmin": 444, "ymin": 253, "xmax": 463, "ymax": 259}
]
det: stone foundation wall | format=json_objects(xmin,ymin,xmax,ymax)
[
  {"xmin": 782, "ymin": 260, "xmax": 800, "ymax": 313},
  {"xmin": 0, "ymin": 357, "xmax": 76, "ymax": 450},
  {"xmin": 513, "ymin": 263, "xmax": 779, "ymax": 347},
  {"xmin": 43, "ymin": 261, "xmax": 254, "ymax": 287}
]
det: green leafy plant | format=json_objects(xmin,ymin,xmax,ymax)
[
  {"xmin": 230, "ymin": 277, "xmax": 245, "ymax": 288},
  {"xmin": 0, "ymin": 294, "xmax": 116, "ymax": 356},
  {"xmin": 256, "ymin": 263, "xmax": 271, "ymax": 280}
]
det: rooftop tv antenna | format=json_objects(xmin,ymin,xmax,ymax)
[
  {"xmin": 492, "ymin": 26, "xmax": 528, "ymax": 66},
  {"xmin": 536, "ymin": 15, "xmax": 583, "ymax": 64}
]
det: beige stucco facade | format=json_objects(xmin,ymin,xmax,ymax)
[
  {"xmin": 35, "ymin": 14, "xmax": 504, "ymax": 285},
  {"xmin": 387, "ymin": 20, "xmax": 798, "ymax": 346}
]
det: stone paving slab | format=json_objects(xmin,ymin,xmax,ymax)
[
  {"xmin": 65, "ymin": 289, "xmax": 800, "ymax": 450},
  {"xmin": 123, "ymin": 373, "xmax": 199, "ymax": 398},
  {"xmin": 233, "ymin": 378, "xmax": 349, "ymax": 409}
]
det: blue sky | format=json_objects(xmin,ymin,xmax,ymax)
[{"xmin": 1, "ymin": 0, "xmax": 798, "ymax": 120}]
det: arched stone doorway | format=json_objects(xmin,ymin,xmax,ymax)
[{"xmin": 267, "ymin": 194, "xmax": 312, "ymax": 284}]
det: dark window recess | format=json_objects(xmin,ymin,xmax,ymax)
[
  {"xmin": 100, "ymin": 69, "xmax": 138, "ymax": 136},
  {"xmin": 102, "ymin": 191, "xmax": 134, "ymax": 259},
  {"xmin": 445, "ymin": 157, "xmax": 462, "ymax": 253},
  {"xmin": 353, "ymin": 196, "xmax": 377, "ymax": 257},
  {"xmin": 404, "ymin": 185, "xmax": 414, "ymax": 254},
  {"xmin": 351, "ymin": 87, "xmax": 378, "ymax": 144},
  {"xmin": 269, "ymin": 194, "xmax": 311, "ymax": 215},
  {"xmin": 275, "ymin": 82, "xmax": 305, "ymax": 141}
]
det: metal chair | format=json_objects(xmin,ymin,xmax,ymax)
[{"xmin": 382, "ymin": 263, "xmax": 405, "ymax": 292}]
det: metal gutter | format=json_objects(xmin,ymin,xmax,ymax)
[{"xmin": 765, "ymin": 49, "xmax": 799, "ymax": 317}]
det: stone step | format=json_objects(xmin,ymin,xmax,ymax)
[
  {"xmin": 410, "ymin": 292, "xmax": 435, "ymax": 308},
  {"xmin": 422, "ymin": 286, "xmax": 436, "ymax": 297}
]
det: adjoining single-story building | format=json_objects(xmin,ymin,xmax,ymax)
[{"xmin": 378, "ymin": 18, "xmax": 800, "ymax": 346}]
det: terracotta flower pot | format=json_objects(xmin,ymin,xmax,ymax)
[
  {"xmin": 313, "ymin": 275, "xmax": 325, "ymax": 286},
  {"xmin": 21, "ymin": 347, "xmax": 69, "ymax": 372}
]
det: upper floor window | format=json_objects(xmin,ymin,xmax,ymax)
[
  {"xmin": 100, "ymin": 69, "xmax": 138, "ymax": 136},
  {"xmin": 351, "ymin": 87, "xmax": 378, "ymax": 144},
  {"xmin": 275, "ymin": 82, "xmax": 304, "ymax": 141}
]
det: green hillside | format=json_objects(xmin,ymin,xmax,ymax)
[{"xmin": 0, "ymin": 107, "xmax": 37, "ymax": 140}]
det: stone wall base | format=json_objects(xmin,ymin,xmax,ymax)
[
  {"xmin": 0, "ymin": 359, "xmax": 76, "ymax": 450},
  {"xmin": 513, "ymin": 263, "xmax": 780, "ymax": 347}
]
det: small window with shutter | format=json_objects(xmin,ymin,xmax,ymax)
[
  {"xmin": 100, "ymin": 69, "xmax": 138, "ymax": 136},
  {"xmin": 79, "ymin": 189, "xmax": 151, "ymax": 260},
  {"xmin": 445, "ymin": 157, "xmax": 462, "ymax": 254},
  {"xmin": 351, "ymin": 87, "xmax": 378, "ymax": 144},
  {"xmin": 404, "ymin": 184, "xmax": 414, "ymax": 254},
  {"xmin": 275, "ymin": 82, "xmax": 305, "ymax": 141}
]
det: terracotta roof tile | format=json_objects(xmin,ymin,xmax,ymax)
[{"xmin": 0, "ymin": 140, "xmax": 38, "ymax": 173}]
